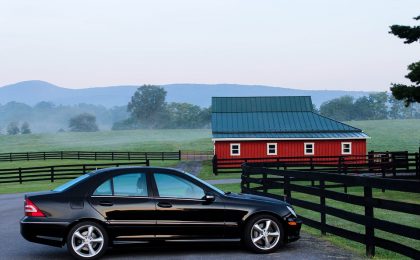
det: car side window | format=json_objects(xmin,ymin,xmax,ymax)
[
  {"xmin": 93, "ymin": 179, "xmax": 112, "ymax": 196},
  {"xmin": 113, "ymin": 173, "xmax": 148, "ymax": 197},
  {"xmin": 154, "ymin": 173, "xmax": 205, "ymax": 199},
  {"xmin": 92, "ymin": 173, "xmax": 148, "ymax": 197}
]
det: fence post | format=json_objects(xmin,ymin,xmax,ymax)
[
  {"xmin": 310, "ymin": 157, "xmax": 315, "ymax": 187},
  {"xmin": 368, "ymin": 151, "xmax": 373, "ymax": 172},
  {"xmin": 43, "ymin": 152, "xmax": 46, "ymax": 160},
  {"xmin": 77, "ymin": 151, "xmax": 80, "ymax": 160},
  {"xmin": 26, "ymin": 152, "xmax": 29, "ymax": 161},
  {"xmin": 178, "ymin": 150, "xmax": 181, "ymax": 160},
  {"xmin": 284, "ymin": 174, "xmax": 291, "ymax": 203},
  {"xmin": 94, "ymin": 152, "xmax": 97, "ymax": 161},
  {"xmin": 391, "ymin": 153, "xmax": 396, "ymax": 177},
  {"xmin": 212, "ymin": 155, "xmax": 218, "ymax": 175},
  {"xmin": 162, "ymin": 152, "xmax": 164, "ymax": 161},
  {"xmin": 364, "ymin": 184, "xmax": 375, "ymax": 257},
  {"xmin": 19, "ymin": 168, "xmax": 22, "ymax": 184},
  {"xmin": 262, "ymin": 171, "xmax": 268, "ymax": 193},
  {"xmin": 83, "ymin": 165, "xmax": 86, "ymax": 175},
  {"xmin": 9, "ymin": 153, "xmax": 12, "ymax": 162},
  {"xmin": 60, "ymin": 151, "xmax": 63, "ymax": 160},
  {"xmin": 320, "ymin": 178, "xmax": 326, "ymax": 235},
  {"xmin": 344, "ymin": 167, "xmax": 349, "ymax": 194},
  {"xmin": 416, "ymin": 152, "xmax": 420, "ymax": 179},
  {"xmin": 112, "ymin": 152, "xmax": 114, "ymax": 161},
  {"xmin": 128, "ymin": 152, "xmax": 131, "ymax": 161},
  {"xmin": 51, "ymin": 166, "xmax": 55, "ymax": 183},
  {"xmin": 146, "ymin": 159, "xmax": 150, "ymax": 166}
]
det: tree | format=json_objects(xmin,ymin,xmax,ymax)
[
  {"xmin": 127, "ymin": 85, "xmax": 167, "ymax": 128},
  {"xmin": 319, "ymin": 96, "xmax": 355, "ymax": 121},
  {"xmin": 7, "ymin": 122, "xmax": 20, "ymax": 135},
  {"xmin": 69, "ymin": 113, "xmax": 99, "ymax": 132},
  {"xmin": 389, "ymin": 15, "xmax": 420, "ymax": 106},
  {"xmin": 165, "ymin": 103, "xmax": 204, "ymax": 128},
  {"xmin": 20, "ymin": 122, "xmax": 31, "ymax": 134}
]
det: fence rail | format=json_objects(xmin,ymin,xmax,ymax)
[
  {"xmin": 213, "ymin": 151, "xmax": 420, "ymax": 179},
  {"xmin": 0, "ymin": 161, "xmax": 149, "ymax": 184},
  {"xmin": 241, "ymin": 163, "xmax": 420, "ymax": 258},
  {"xmin": 0, "ymin": 151, "xmax": 181, "ymax": 162}
]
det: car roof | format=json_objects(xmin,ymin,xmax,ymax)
[{"xmin": 90, "ymin": 166, "xmax": 184, "ymax": 176}]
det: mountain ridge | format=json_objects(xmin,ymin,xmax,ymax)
[{"xmin": 0, "ymin": 80, "xmax": 372, "ymax": 108}]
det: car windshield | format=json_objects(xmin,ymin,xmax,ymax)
[
  {"xmin": 181, "ymin": 170, "xmax": 225, "ymax": 195},
  {"xmin": 53, "ymin": 174, "xmax": 91, "ymax": 192}
]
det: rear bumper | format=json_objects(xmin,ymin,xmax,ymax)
[
  {"xmin": 285, "ymin": 217, "xmax": 302, "ymax": 243},
  {"xmin": 20, "ymin": 217, "xmax": 69, "ymax": 247}
]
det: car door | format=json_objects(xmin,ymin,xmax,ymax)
[
  {"xmin": 89, "ymin": 171, "xmax": 156, "ymax": 240},
  {"xmin": 151, "ymin": 170, "xmax": 225, "ymax": 239}
]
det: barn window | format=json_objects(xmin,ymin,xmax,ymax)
[
  {"xmin": 267, "ymin": 143, "xmax": 277, "ymax": 155},
  {"xmin": 341, "ymin": 142, "xmax": 352, "ymax": 155},
  {"xmin": 304, "ymin": 143, "xmax": 314, "ymax": 155},
  {"xmin": 230, "ymin": 143, "xmax": 240, "ymax": 156}
]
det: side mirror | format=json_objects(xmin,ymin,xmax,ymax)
[{"xmin": 204, "ymin": 194, "xmax": 215, "ymax": 202}]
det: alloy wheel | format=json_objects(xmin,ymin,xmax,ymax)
[
  {"xmin": 250, "ymin": 219, "xmax": 281, "ymax": 250},
  {"xmin": 71, "ymin": 225, "xmax": 105, "ymax": 258}
]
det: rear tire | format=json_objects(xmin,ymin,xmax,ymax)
[
  {"xmin": 242, "ymin": 214, "xmax": 284, "ymax": 254},
  {"xmin": 66, "ymin": 221, "xmax": 108, "ymax": 260}
]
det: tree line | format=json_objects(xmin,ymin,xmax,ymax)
[
  {"xmin": 1, "ymin": 85, "xmax": 420, "ymax": 134},
  {"xmin": 318, "ymin": 92, "xmax": 420, "ymax": 121}
]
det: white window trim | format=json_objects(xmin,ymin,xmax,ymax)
[
  {"xmin": 341, "ymin": 142, "xmax": 352, "ymax": 155},
  {"xmin": 230, "ymin": 143, "xmax": 241, "ymax": 156},
  {"xmin": 304, "ymin": 142, "xmax": 314, "ymax": 155},
  {"xmin": 267, "ymin": 143, "xmax": 277, "ymax": 155}
]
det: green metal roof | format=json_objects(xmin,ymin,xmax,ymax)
[
  {"xmin": 211, "ymin": 96, "xmax": 369, "ymax": 139},
  {"xmin": 212, "ymin": 96, "xmax": 313, "ymax": 113}
]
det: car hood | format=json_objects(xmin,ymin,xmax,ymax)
[{"xmin": 225, "ymin": 192, "xmax": 287, "ymax": 205}]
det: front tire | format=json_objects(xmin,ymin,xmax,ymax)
[
  {"xmin": 243, "ymin": 214, "xmax": 284, "ymax": 253},
  {"xmin": 67, "ymin": 221, "xmax": 108, "ymax": 260}
]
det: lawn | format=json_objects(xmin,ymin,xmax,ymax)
[
  {"xmin": 0, "ymin": 129, "xmax": 212, "ymax": 153},
  {"xmin": 347, "ymin": 119, "xmax": 420, "ymax": 152},
  {"xmin": 0, "ymin": 119, "xmax": 419, "ymax": 154}
]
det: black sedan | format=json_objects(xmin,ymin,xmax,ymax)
[{"xmin": 21, "ymin": 167, "xmax": 301, "ymax": 259}]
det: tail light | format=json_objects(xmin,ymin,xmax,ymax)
[{"xmin": 24, "ymin": 198, "xmax": 45, "ymax": 217}]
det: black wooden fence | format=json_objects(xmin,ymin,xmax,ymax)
[
  {"xmin": 241, "ymin": 163, "xmax": 420, "ymax": 258},
  {"xmin": 0, "ymin": 161, "xmax": 149, "ymax": 184},
  {"xmin": 0, "ymin": 151, "xmax": 181, "ymax": 162},
  {"xmin": 213, "ymin": 151, "xmax": 420, "ymax": 179}
]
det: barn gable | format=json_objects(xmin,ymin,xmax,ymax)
[{"xmin": 211, "ymin": 96, "xmax": 369, "ymax": 140}]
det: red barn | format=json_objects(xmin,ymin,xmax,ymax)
[{"xmin": 212, "ymin": 96, "xmax": 369, "ymax": 162}]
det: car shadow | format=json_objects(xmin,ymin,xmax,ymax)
[{"xmin": 107, "ymin": 240, "xmax": 247, "ymax": 257}]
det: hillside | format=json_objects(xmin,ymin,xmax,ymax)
[{"xmin": 0, "ymin": 80, "xmax": 370, "ymax": 108}]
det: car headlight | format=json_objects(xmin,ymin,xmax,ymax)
[{"xmin": 286, "ymin": 206, "xmax": 297, "ymax": 217}]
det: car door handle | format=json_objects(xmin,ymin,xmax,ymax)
[
  {"xmin": 157, "ymin": 202, "xmax": 172, "ymax": 208},
  {"xmin": 99, "ymin": 201, "xmax": 114, "ymax": 207}
]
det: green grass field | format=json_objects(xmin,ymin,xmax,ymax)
[
  {"xmin": 0, "ymin": 119, "xmax": 419, "ymax": 258},
  {"xmin": 0, "ymin": 119, "xmax": 419, "ymax": 153},
  {"xmin": 0, "ymin": 129, "xmax": 212, "ymax": 153}
]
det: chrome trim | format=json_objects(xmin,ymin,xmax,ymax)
[
  {"xmin": 21, "ymin": 221, "xmax": 69, "ymax": 225},
  {"xmin": 108, "ymin": 220, "xmax": 155, "ymax": 225}
]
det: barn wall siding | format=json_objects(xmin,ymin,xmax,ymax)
[{"xmin": 214, "ymin": 139, "xmax": 367, "ymax": 159}]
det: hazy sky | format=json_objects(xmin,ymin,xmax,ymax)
[{"xmin": 0, "ymin": 0, "xmax": 419, "ymax": 91}]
